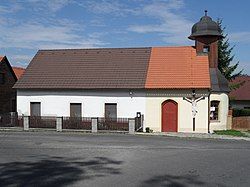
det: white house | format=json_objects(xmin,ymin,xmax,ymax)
[{"xmin": 14, "ymin": 12, "xmax": 229, "ymax": 133}]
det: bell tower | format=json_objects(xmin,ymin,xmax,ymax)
[{"xmin": 189, "ymin": 10, "xmax": 223, "ymax": 68}]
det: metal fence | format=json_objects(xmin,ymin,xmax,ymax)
[
  {"xmin": 62, "ymin": 117, "xmax": 92, "ymax": 130},
  {"xmin": 0, "ymin": 113, "xmax": 23, "ymax": 127},
  {"xmin": 0, "ymin": 114, "xmax": 139, "ymax": 133},
  {"xmin": 97, "ymin": 118, "xmax": 129, "ymax": 131},
  {"xmin": 29, "ymin": 116, "xmax": 56, "ymax": 129}
]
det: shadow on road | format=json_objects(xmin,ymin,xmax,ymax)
[
  {"xmin": 0, "ymin": 156, "xmax": 123, "ymax": 186},
  {"xmin": 141, "ymin": 174, "xmax": 206, "ymax": 187}
]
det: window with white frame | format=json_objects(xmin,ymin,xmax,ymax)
[{"xmin": 210, "ymin": 100, "xmax": 220, "ymax": 120}]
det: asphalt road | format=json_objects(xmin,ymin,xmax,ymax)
[{"xmin": 0, "ymin": 131, "xmax": 249, "ymax": 187}]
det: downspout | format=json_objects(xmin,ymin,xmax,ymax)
[{"xmin": 208, "ymin": 90, "xmax": 211, "ymax": 133}]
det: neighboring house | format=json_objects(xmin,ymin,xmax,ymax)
[
  {"xmin": 14, "ymin": 12, "xmax": 229, "ymax": 133},
  {"xmin": 229, "ymin": 76, "xmax": 250, "ymax": 109},
  {"xmin": 0, "ymin": 56, "xmax": 25, "ymax": 114},
  {"xmin": 13, "ymin": 67, "xmax": 26, "ymax": 80}
]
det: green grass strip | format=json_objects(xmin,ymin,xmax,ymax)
[{"xmin": 214, "ymin": 130, "xmax": 248, "ymax": 137}]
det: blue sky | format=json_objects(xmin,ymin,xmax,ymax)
[{"xmin": 0, "ymin": 0, "xmax": 249, "ymax": 74}]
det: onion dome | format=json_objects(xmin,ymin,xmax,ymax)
[{"xmin": 189, "ymin": 10, "xmax": 222, "ymax": 42}]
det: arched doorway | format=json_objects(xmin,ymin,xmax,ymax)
[{"xmin": 162, "ymin": 100, "xmax": 178, "ymax": 132}]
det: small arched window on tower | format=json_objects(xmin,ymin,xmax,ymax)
[
  {"xmin": 210, "ymin": 100, "xmax": 220, "ymax": 121},
  {"xmin": 203, "ymin": 45, "xmax": 210, "ymax": 53}
]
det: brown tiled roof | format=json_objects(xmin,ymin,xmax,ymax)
[
  {"xmin": 14, "ymin": 48, "xmax": 151, "ymax": 89},
  {"xmin": 14, "ymin": 47, "xmax": 211, "ymax": 89},
  {"xmin": 229, "ymin": 76, "xmax": 250, "ymax": 100},
  {"xmin": 146, "ymin": 47, "xmax": 210, "ymax": 88},
  {"xmin": 13, "ymin": 67, "xmax": 25, "ymax": 80}
]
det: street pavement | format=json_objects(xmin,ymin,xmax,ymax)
[{"xmin": 0, "ymin": 131, "xmax": 249, "ymax": 187}]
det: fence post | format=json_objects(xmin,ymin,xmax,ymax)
[
  {"xmin": 10, "ymin": 112, "xmax": 17, "ymax": 126},
  {"xmin": 227, "ymin": 109, "xmax": 233, "ymax": 130},
  {"xmin": 23, "ymin": 116, "xmax": 29, "ymax": 131},
  {"xmin": 91, "ymin": 118, "xmax": 98, "ymax": 133},
  {"xmin": 56, "ymin": 117, "xmax": 63, "ymax": 132},
  {"xmin": 129, "ymin": 118, "xmax": 135, "ymax": 134}
]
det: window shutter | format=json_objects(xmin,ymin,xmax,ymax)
[
  {"xmin": 105, "ymin": 103, "xmax": 117, "ymax": 119},
  {"xmin": 30, "ymin": 102, "xmax": 41, "ymax": 116},
  {"xmin": 70, "ymin": 103, "xmax": 82, "ymax": 117}
]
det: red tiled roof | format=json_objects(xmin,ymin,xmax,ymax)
[
  {"xmin": 14, "ymin": 47, "xmax": 211, "ymax": 89},
  {"xmin": 229, "ymin": 76, "xmax": 250, "ymax": 100},
  {"xmin": 0, "ymin": 56, "xmax": 4, "ymax": 62},
  {"xmin": 145, "ymin": 47, "xmax": 210, "ymax": 88},
  {"xmin": 13, "ymin": 67, "xmax": 25, "ymax": 80}
]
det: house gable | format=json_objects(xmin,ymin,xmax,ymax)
[
  {"xmin": 0, "ymin": 56, "xmax": 17, "ymax": 113},
  {"xmin": 13, "ymin": 67, "xmax": 25, "ymax": 80}
]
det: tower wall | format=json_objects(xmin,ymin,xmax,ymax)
[{"xmin": 196, "ymin": 40, "xmax": 218, "ymax": 68}]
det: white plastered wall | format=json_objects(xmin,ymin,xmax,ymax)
[
  {"xmin": 145, "ymin": 90, "xmax": 209, "ymax": 133},
  {"xmin": 209, "ymin": 93, "xmax": 229, "ymax": 131},
  {"xmin": 17, "ymin": 89, "xmax": 211, "ymax": 133},
  {"xmin": 17, "ymin": 90, "xmax": 146, "ymax": 118}
]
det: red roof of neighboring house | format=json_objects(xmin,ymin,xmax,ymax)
[
  {"xmin": 146, "ymin": 47, "xmax": 210, "ymax": 88},
  {"xmin": 13, "ymin": 67, "xmax": 25, "ymax": 80},
  {"xmin": 0, "ymin": 56, "xmax": 4, "ymax": 62},
  {"xmin": 14, "ymin": 47, "xmax": 210, "ymax": 89},
  {"xmin": 229, "ymin": 76, "xmax": 250, "ymax": 100}
]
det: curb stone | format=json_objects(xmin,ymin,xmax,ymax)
[
  {"xmin": 0, "ymin": 127, "xmax": 249, "ymax": 141},
  {"xmin": 135, "ymin": 132, "xmax": 250, "ymax": 141}
]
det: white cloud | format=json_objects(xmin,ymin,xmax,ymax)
[
  {"xmin": 0, "ymin": 5, "xmax": 9, "ymax": 13},
  {"xmin": 0, "ymin": 17, "xmax": 107, "ymax": 50},
  {"xmin": 48, "ymin": 0, "xmax": 72, "ymax": 12},
  {"xmin": 0, "ymin": 3, "xmax": 22, "ymax": 14},
  {"xmin": 0, "ymin": 1, "xmax": 109, "ymax": 67},
  {"xmin": 78, "ymin": 0, "xmax": 192, "ymax": 44},
  {"xmin": 12, "ymin": 54, "xmax": 32, "ymax": 61},
  {"xmin": 230, "ymin": 32, "xmax": 250, "ymax": 43},
  {"xmin": 128, "ymin": 0, "xmax": 193, "ymax": 45},
  {"xmin": 10, "ymin": 55, "xmax": 33, "ymax": 67},
  {"xmin": 89, "ymin": 18, "xmax": 106, "ymax": 27},
  {"xmin": 78, "ymin": 0, "xmax": 138, "ymax": 16},
  {"xmin": 24, "ymin": 0, "xmax": 71, "ymax": 12},
  {"xmin": 128, "ymin": 24, "xmax": 165, "ymax": 33}
]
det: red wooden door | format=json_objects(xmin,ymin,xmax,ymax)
[{"xmin": 162, "ymin": 100, "xmax": 178, "ymax": 132}]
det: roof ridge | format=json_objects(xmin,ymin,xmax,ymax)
[
  {"xmin": 152, "ymin": 46, "xmax": 193, "ymax": 49},
  {"xmin": 39, "ymin": 47, "xmax": 152, "ymax": 52},
  {"xmin": 38, "ymin": 46, "xmax": 194, "ymax": 52}
]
